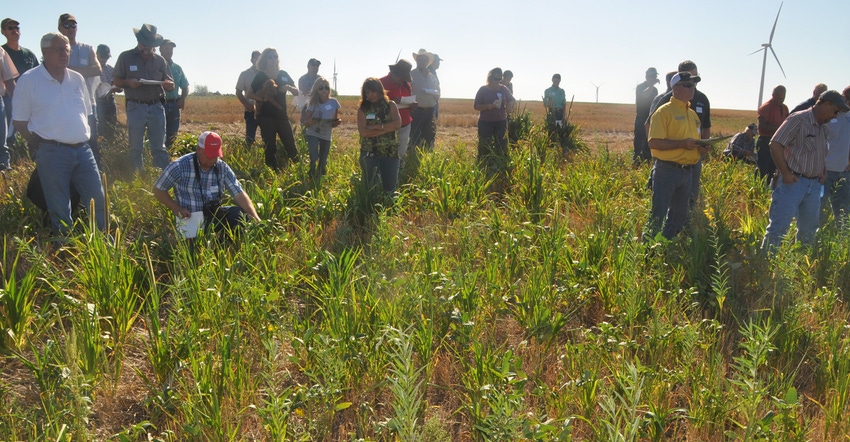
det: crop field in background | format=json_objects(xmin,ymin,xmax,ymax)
[{"xmin": 2, "ymin": 95, "xmax": 849, "ymax": 441}]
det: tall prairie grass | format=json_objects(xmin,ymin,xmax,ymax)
[{"xmin": 2, "ymin": 97, "xmax": 848, "ymax": 441}]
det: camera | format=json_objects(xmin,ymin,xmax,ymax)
[{"xmin": 203, "ymin": 199, "xmax": 222, "ymax": 219}]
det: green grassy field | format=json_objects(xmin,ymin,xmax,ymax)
[{"xmin": 1, "ymin": 97, "xmax": 848, "ymax": 441}]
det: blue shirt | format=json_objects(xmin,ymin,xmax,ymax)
[{"xmin": 154, "ymin": 153, "xmax": 244, "ymax": 212}]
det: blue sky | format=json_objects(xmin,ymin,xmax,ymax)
[{"xmin": 5, "ymin": 1, "xmax": 848, "ymax": 110}]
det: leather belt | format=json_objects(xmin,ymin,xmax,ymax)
[
  {"xmin": 656, "ymin": 159, "xmax": 696, "ymax": 170},
  {"xmin": 127, "ymin": 97, "xmax": 164, "ymax": 105},
  {"xmin": 790, "ymin": 170, "xmax": 819, "ymax": 180},
  {"xmin": 165, "ymin": 98, "xmax": 179, "ymax": 103},
  {"xmin": 40, "ymin": 139, "xmax": 86, "ymax": 148}
]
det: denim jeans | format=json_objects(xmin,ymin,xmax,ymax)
[
  {"xmin": 96, "ymin": 95, "xmax": 118, "ymax": 141},
  {"xmin": 307, "ymin": 135, "xmax": 331, "ymax": 177},
  {"xmin": 244, "ymin": 110, "xmax": 259, "ymax": 144},
  {"xmin": 88, "ymin": 111, "xmax": 101, "ymax": 169},
  {"xmin": 690, "ymin": 159, "xmax": 703, "ymax": 207},
  {"xmin": 4, "ymin": 94, "xmax": 15, "ymax": 147},
  {"xmin": 477, "ymin": 119, "xmax": 510, "ymax": 178},
  {"xmin": 822, "ymin": 170, "xmax": 850, "ymax": 226},
  {"xmin": 410, "ymin": 107, "xmax": 436, "ymax": 151},
  {"xmin": 633, "ymin": 118, "xmax": 651, "ymax": 164},
  {"xmin": 645, "ymin": 160, "xmax": 694, "ymax": 240},
  {"xmin": 756, "ymin": 136, "xmax": 775, "ymax": 180},
  {"xmin": 127, "ymin": 100, "xmax": 169, "ymax": 172},
  {"xmin": 164, "ymin": 101, "xmax": 181, "ymax": 148},
  {"xmin": 762, "ymin": 176, "xmax": 823, "ymax": 251},
  {"xmin": 36, "ymin": 142, "xmax": 105, "ymax": 234},
  {"xmin": 0, "ymin": 98, "xmax": 8, "ymax": 168},
  {"xmin": 360, "ymin": 152, "xmax": 399, "ymax": 193}
]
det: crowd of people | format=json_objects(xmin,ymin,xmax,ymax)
[
  {"xmin": 635, "ymin": 59, "xmax": 850, "ymax": 253},
  {"xmin": 3, "ymin": 13, "xmax": 848, "ymax": 254}
]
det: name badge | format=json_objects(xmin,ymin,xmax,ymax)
[
  {"xmin": 366, "ymin": 113, "xmax": 376, "ymax": 120},
  {"xmin": 80, "ymin": 57, "xmax": 88, "ymax": 65},
  {"xmin": 130, "ymin": 65, "xmax": 138, "ymax": 72},
  {"xmin": 324, "ymin": 104, "xmax": 333, "ymax": 111},
  {"xmin": 695, "ymin": 106, "xmax": 703, "ymax": 114}
]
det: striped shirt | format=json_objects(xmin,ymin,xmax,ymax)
[
  {"xmin": 154, "ymin": 153, "xmax": 244, "ymax": 213},
  {"xmin": 771, "ymin": 109, "xmax": 829, "ymax": 178}
]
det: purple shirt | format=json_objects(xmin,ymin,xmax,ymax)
[{"xmin": 474, "ymin": 84, "xmax": 514, "ymax": 122}]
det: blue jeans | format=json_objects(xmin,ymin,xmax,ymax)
[
  {"xmin": 36, "ymin": 142, "xmax": 105, "ymax": 234},
  {"xmin": 0, "ymin": 97, "xmax": 8, "ymax": 168},
  {"xmin": 88, "ymin": 111, "xmax": 101, "ymax": 169},
  {"xmin": 164, "ymin": 101, "xmax": 181, "ymax": 148},
  {"xmin": 645, "ymin": 160, "xmax": 694, "ymax": 240},
  {"xmin": 244, "ymin": 110, "xmax": 259, "ymax": 144},
  {"xmin": 96, "ymin": 95, "xmax": 118, "ymax": 140},
  {"xmin": 822, "ymin": 170, "xmax": 850, "ymax": 226},
  {"xmin": 127, "ymin": 100, "xmax": 169, "ymax": 172},
  {"xmin": 307, "ymin": 135, "xmax": 331, "ymax": 177},
  {"xmin": 762, "ymin": 176, "xmax": 823, "ymax": 251},
  {"xmin": 359, "ymin": 152, "xmax": 399, "ymax": 193},
  {"xmin": 690, "ymin": 159, "xmax": 703, "ymax": 207}
]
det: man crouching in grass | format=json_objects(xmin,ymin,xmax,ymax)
[{"xmin": 153, "ymin": 131, "xmax": 261, "ymax": 245}]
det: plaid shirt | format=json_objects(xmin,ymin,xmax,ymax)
[
  {"xmin": 771, "ymin": 109, "xmax": 830, "ymax": 178},
  {"xmin": 154, "ymin": 153, "xmax": 244, "ymax": 213}
]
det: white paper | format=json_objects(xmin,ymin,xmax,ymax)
[
  {"xmin": 139, "ymin": 79, "xmax": 164, "ymax": 85},
  {"xmin": 95, "ymin": 82, "xmax": 113, "ymax": 98},
  {"xmin": 292, "ymin": 94, "xmax": 308, "ymax": 109},
  {"xmin": 400, "ymin": 95, "xmax": 416, "ymax": 105},
  {"xmin": 176, "ymin": 211, "xmax": 204, "ymax": 238}
]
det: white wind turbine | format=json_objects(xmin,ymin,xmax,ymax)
[
  {"xmin": 333, "ymin": 59, "xmax": 338, "ymax": 97},
  {"xmin": 750, "ymin": 2, "xmax": 786, "ymax": 108},
  {"xmin": 591, "ymin": 82, "xmax": 603, "ymax": 103}
]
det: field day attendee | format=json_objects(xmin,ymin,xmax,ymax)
[
  {"xmin": 160, "ymin": 39, "xmax": 189, "ymax": 149},
  {"xmin": 500, "ymin": 70, "xmax": 514, "ymax": 94},
  {"xmin": 821, "ymin": 86, "xmax": 850, "ymax": 227},
  {"xmin": 644, "ymin": 72, "xmax": 707, "ymax": 241},
  {"xmin": 95, "ymin": 44, "xmax": 121, "ymax": 142},
  {"xmin": 58, "ymin": 13, "xmax": 102, "ymax": 169},
  {"xmin": 474, "ymin": 67, "xmax": 515, "ymax": 180},
  {"xmin": 12, "ymin": 32, "xmax": 106, "ymax": 235},
  {"xmin": 3, "ymin": 17, "xmax": 39, "ymax": 149},
  {"xmin": 357, "ymin": 77, "xmax": 401, "ymax": 193},
  {"xmin": 303, "ymin": 76, "xmax": 340, "ymax": 178},
  {"xmin": 249, "ymin": 47, "xmax": 300, "ymax": 170},
  {"xmin": 235, "ymin": 50, "xmax": 261, "ymax": 145},
  {"xmin": 722, "ymin": 123, "xmax": 758, "ymax": 164},
  {"xmin": 756, "ymin": 85, "xmax": 789, "ymax": 180},
  {"xmin": 298, "ymin": 58, "xmax": 321, "ymax": 127},
  {"xmin": 646, "ymin": 60, "xmax": 710, "ymax": 207},
  {"xmin": 761, "ymin": 90, "xmax": 849, "ymax": 253},
  {"xmin": 380, "ymin": 60, "xmax": 414, "ymax": 165},
  {"xmin": 543, "ymin": 73, "xmax": 566, "ymax": 128},
  {"xmin": 634, "ymin": 67, "xmax": 659, "ymax": 165},
  {"xmin": 0, "ymin": 39, "xmax": 18, "ymax": 171},
  {"xmin": 113, "ymin": 23, "xmax": 175, "ymax": 173},
  {"xmin": 429, "ymin": 54, "xmax": 442, "ymax": 119},
  {"xmin": 409, "ymin": 49, "xmax": 440, "ymax": 152},
  {"xmin": 790, "ymin": 83, "xmax": 828, "ymax": 114},
  {"xmin": 154, "ymin": 131, "xmax": 261, "ymax": 240}
]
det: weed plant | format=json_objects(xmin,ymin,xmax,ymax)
[{"xmin": 2, "ymin": 119, "xmax": 850, "ymax": 441}]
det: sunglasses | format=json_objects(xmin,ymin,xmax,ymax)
[
  {"xmin": 5, "ymin": 26, "xmax": 19, "ymax": 31},
  {"xmin": 61, "ymin": 23, "xmax": 77, "ymax": 29},
  {"xmin": 317, "ymin": 86, "xmax": 330, "ymax": 91},
  {"xmin": 677, "ymin": 83, "xmax": 695, "ymax": 89}
]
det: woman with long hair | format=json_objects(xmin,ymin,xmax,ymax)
[
  {"xmin": 357, "ymin": 77, "xmax": 401, "ymax": 193},
  {"xmin": 249, "ymin": 48, "xmax": 300, "ymax": 170},
  {"xmin": 303, "ymin": 76, "xmax": 340, "ymax": 178}
]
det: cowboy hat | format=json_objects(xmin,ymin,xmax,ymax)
[
  {"xmin": 412, "ymin": 49, "xmax": 435, "ymax": 68},
  {"xmin": 133, "ymin": 23, "xmax": 164, "ymax": 47}
]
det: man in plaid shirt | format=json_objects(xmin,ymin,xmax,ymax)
[{"xmin": 154, "ymin": 131, "xmax": 260, "ymax": 238}]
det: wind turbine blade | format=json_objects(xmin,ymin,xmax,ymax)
[
  {"xmin": 395, "ymin": 49, "xmax": 401, "ymax": 63},
  {"xmin": 768, "ymin": 2, "xmax": 782, "ymax": 43},
  {"xmin": 748, "ymin": 47, "xmax": 766, "ymax": 56},
  {"xmin": 769, "ymin": 47, "xmax": 787, "ymax": 78}
]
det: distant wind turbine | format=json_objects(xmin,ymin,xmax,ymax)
[
  {"xmin": 333, "ymin": 59, "xmax": 338, "ymax": 97},
  {"xmin": 750, "ymin": 2, "xmax": 786, "ymax": 108},
  {"xmin": 591, "ymin": 82, "xmax": 603, "ymax": 103}
]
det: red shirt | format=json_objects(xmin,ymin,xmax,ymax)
[
  {"xmin": 380, "ymin": 74, "xmax": 412, "ymax": 126},
  {"xmin": 757, "ymin": 98, "xmax": 789, "ymax": 137}
]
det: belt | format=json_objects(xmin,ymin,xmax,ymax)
[
  {"xmin": 165, "ymin": 98, "xmax": 179, "ymax": 103},
  {"xmin": 40, "ymin": 139, "xmax": 86, "ymax": 148},
  {"xmin": 127, "ymin": 97, "xmax": 163, "ymax": 105},
  {"xmin": 656, "ymin": 159, "xmax": 696, "ymax": 170},
  {"xmin": 790, "ymin": 170, "xmax": 819, "ymax": 180}
]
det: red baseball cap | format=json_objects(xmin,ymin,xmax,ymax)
[{"xmin": 198, "ymin": 131, "xmax": 223, "ymax": 158}]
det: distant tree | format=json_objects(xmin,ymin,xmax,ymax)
[{"xmin": 192, "ymin": 84, "xmax": 210, "ymax": 96}]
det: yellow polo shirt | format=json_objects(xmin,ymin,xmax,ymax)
[{"xmin": 648, "ymin": 96, "xmax": 701, "ymax": 165}]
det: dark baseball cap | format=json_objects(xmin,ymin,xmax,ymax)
[
  {"xmin": 819, "ymin": 90, "xmax": 850, "ymax": 112},
  {"xmin": 58, "ymin": 13, "xmax": 76, "ymax": 26}
]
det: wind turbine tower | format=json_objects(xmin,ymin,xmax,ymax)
[
  {"xmin": 333, "ymin": 59, "xmax": 338, "ymax": 97},
  {"xmin": 751, "ymin": 2, "xmax": 786, "ymax": 108}
]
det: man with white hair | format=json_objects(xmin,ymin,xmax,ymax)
[{"xmin": 12, "ymin": 32, "xmax": 105, "ymax": 235}]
